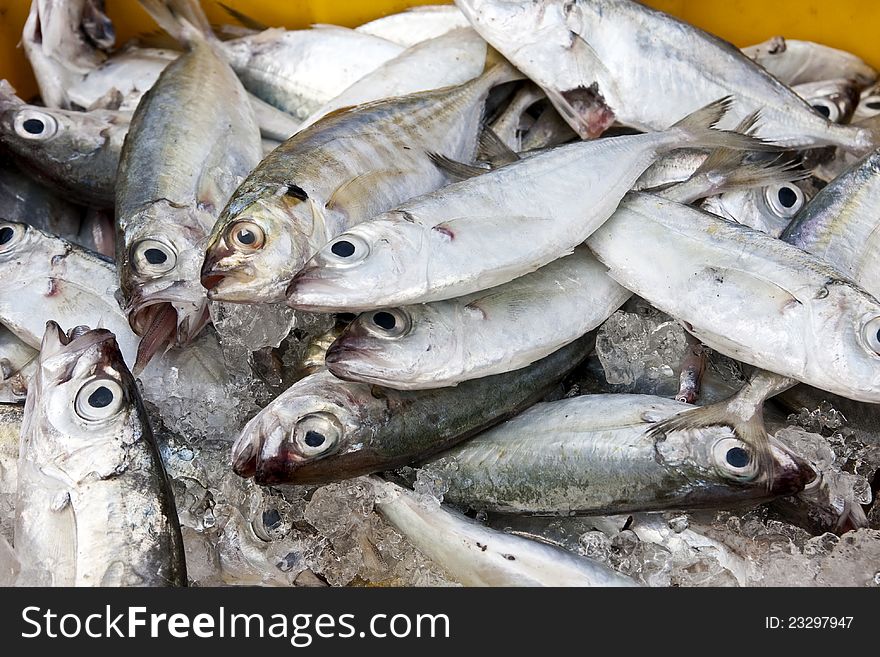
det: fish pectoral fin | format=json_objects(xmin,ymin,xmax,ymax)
[
  {"xmin": 478, "ymin": 128, "xmax": 521, "ymax": 166},
  {"xmin": 692, "ymin": 265, "xmax": 804, "ymax": 313},
  {"xmin": 427, "ymin": 152, "xmax": 491, "ymax": 180},
  {"xmin": 325, "ymin": 169, "xmax": 406, "ymax": 219}
]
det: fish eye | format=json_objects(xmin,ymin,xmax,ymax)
[
  {"xmin": 323, "ymin": 234, "xmax": 369, "ymax": 266},
  {"xmin": 861, "ymin": 95, "xmax": 880, "ymax": 116},
  {"xmin": 0, "ymin": 222, "xmax": 24, "ymax": 249},
  {"xmin": 292, "ymin": 412, "xmax": 342, "ymax": 458},
  {"xmin": 74, "ymin": 378, "xmax": 125, "ymax": 422},
  {"xmin": 13, "ymin": 110, "xmax": 59, "ymax": 140},
  {"xmin": 365, "ymin": 308, "xmax": 411, "ymax": 338},
  {"xmin": 131, "ymin": 239, "xmax": 177, "ymax": 276},
  {"xmin": 810, "ymin": 99, "xmax": 840, "ymax": 123},
  {"xmin": 861, "ymin": 316, "xmax": 880, "ymax": 356},
  {"xmin": 226, "ymin": 220, "xmax": 265, "ymax": 251},
  {"xmin": 712, "ymin": 437, "xmax": 758, "ymax": 481},
  {"xmin": 763, "ymin": 183, "xmax": 804, "ymax": 218}
]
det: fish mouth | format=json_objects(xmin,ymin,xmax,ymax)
[
  {"xmin": 128, "ymin": 295, "xmax": 211, "ymax": 374},
  {"xmin": 769, "ymin": 443, "xmax": 818, "ymax": 496},
  {"xmin": 324, "ymin": 339, "xmax": 382, "ymax": 382},
  {"xmin": 285, "ymin": 266, "xmax": 351, "ymax": 312}
]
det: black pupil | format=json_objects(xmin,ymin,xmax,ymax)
[
  {"xmin": 373, "ymin": 311, "xmax": 396, "ymax": 330},
  {"xmin": 331, "ymin": 240, "xmax": 355, "ymax": 257},
  {"xmin": 777, "ymin": 186, "xmax": 798, "ymax": 208},
  {"xmin": 144, "ymin": 248, "xmax": 167, "ymax": 264},
  {"xmin": 88, "ymin": 385, "xmax": 114, "ymax": 408},
  {"xmin": 236, "ymin": 228, "xmax": 255, "ymax": 245},
  {"xmin": 262, "ymin": 509, "xmax": 282, "ymax": 530},
  {"xmin": 812, "ymin": 103, "xmax": 831, "ymax": 118},
  {"xmin": 304, "ymin": 430, "xmax": 325, "ymax": 448},
  {"xmin": 726, "ymin": 447, "xmax": 750, "ymax": 468},
  {"xmin": 22, "ymin": 118, "xmax": 45, "ymax": 134},
  {"xmin": 0, "ymin": 227, "xmax": 13, "ymax": 245},
  {"xmin": 867, "ymin": 100, "xmax": 880, "ymax": 110}
]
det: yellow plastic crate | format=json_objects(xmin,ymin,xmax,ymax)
[{"xmin": 1, "ymin": 1, "xmax": 879, "ymax": 101}]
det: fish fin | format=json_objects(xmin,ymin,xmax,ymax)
[
  {"xmin": 137, "ymin": 0, "xmax": 215, "ymax": 46},
  {"xmin": 40, "ymin": 321, "xmax": 69, "ymax": 358},
  {"xmin": 130, "ymin": 28, "xmax": 182, "ymax": 50},
  {"xmin": 82, "ymin": 0, "xmax": 116, "ymax": 50},
  {"xmin": 217, "ymin": 2, "xmax": 269, "ymax": 31},
  {"xmin": 427, "ymin": 152, "xmax": 490, "ymax": 180},
  {"xmin": 325, "ymin": 170, "xmax": 403, "ymax": 219},
  {"xmin": 479, "ymin": 128, "xmax": 520, "ymax": 165},
  {"xmin": 669, "ymin": 97, "xmax": 781, "ymax": 152}
]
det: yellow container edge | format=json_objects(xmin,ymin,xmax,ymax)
[{"xmin": 1, "ymin": 1, "xmax": 879, "ymax": 102}]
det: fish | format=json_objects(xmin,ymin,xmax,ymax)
[
  {"xmin": 782, "ymin": 149, "xmax": 880, "ymax": 294},
  {"xmin": 701, "ymin": 180, "xmax": 812, "ymax": 238},
  {"xmin": 117, "ymin": 5, "xmax": 262, "ymax": 370},
  {"xmin": 201, "ymin": 58, "xmax": 519, "ymax": 304},
  {"xmin": 372, "ymin": 478, "xmax": 639, "ymax": 587},
  {"xmin": 488, "ymin": 82, "xmax": 545, "ymax": 151},
  {"xmin": 741, "ymin": 36, "xmax": 877, "ymax": 89},
  {"xmin": 792, "ymin": 79, "xmax": 860, "ymax": 125},
  {"xmin": 355, "ymin": 5, "xmax": 471, "ymax": 47},
  {"xmin": 298, "ymin": 28, "xmax": 488, "ymax": 130},
  {"xmin": 14, "ymin": 322, "xmax": 186, "ymax": 586},
  {"xmin": 455, "ymin": 0, "xmax": 879, "ymax": 151},
  {"xmin": 326, "ymin": 245, "xmax": 630, "ymax": 389},
  {"xmin": 0, "ymin": 81, "xmax": 128, "ymax": 208},
  {"xmin": 587, "ymin": 193, "xmax": 880, "ymax": 405},
  {"xmin": 423, "ymin": 394, "xmax": 814, "ymax": 515},
  {"xmin": 231, "ymin": 335, "xmax": 593, "ymax": 485},
  {"xmin": 0, "ymin": 326, "xmax": 38, "ymax": 403},
  {"xmin": 854, "ymin": 84, "xmax": 880, "ymax": 123},
  {"xmin": 286, "ymin": 98, "xmax": 773, "ymax": 311}
]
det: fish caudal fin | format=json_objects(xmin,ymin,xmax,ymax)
[{"xmin": 137, "ymin": 0, "xmax": 214, "ymax": 47}]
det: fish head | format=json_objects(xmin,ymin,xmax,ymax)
[
  {"xmin": 655, "ymin": 424, "xmax": 815, "ymax": 500},
  {"xmin": 0, "ymin": 82, "xmax": 126, "ymax": 179},
  {"xmin": 854, "ymin": 84, "xmax": 880, "ymax": 123},
  {"xmin": 23, "ymin": 321, "xmax": 142, "ymax": 486},
  {"xmin": 286, "ymin": 216, "xmax": 426, "ymax": 311},
  {"xmin": 120, "ymin": 217, "xmax": 211, "ymax": 370},
  {"xmin": 22, "ymin": 0, "xmax": 109, "ymax": 109},
  {"xmin": 202, "ymin": 184, "xmax": 320, "ymax": 303},
  {"xmin": 702, "ymin": 181, "xmax": 807, "ymax": 238},
  {"xmin": 796, "ymin": 79, "xmax": 860, "ymax": 125},
  {"xmin": 231, "ymin": 372, "xmax": 375, "ymax": 485},
  {"xmin": 0, "ymin": 220, "xmax": 41, "ymax": 266},
  {"xmin": 326, "ymin": 305, "xmax": 454, "ymax": 386}
]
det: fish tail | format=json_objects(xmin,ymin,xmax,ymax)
[
  {"xmin": 137, "ymin": 0, "xmax": 214, "ymax": 46},
  {"xmin": 217, "ymin": 2, "xmax": 269, "ymax": 31},
  {"xmin": 668, "ymin": 97, "xmax": 780, "ymax": 153}
]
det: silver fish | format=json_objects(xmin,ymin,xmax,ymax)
[
  {"xmin": 424, "ymin": 394, "xmax": 814, "ymax": 516},
  {"xmin": 701, "ymin": 180, "xmax": 812, "ymax": 238},
  {"xmin": 356, "ymin": 5, "xmax": 470, "ymax": 47},
  {"xmin": 0, "ymin": 81, "xmax": 127, "ymax": 207},
  {"xmin": 372, "ymin": 479, "xmax": 638, "ymax": 587},
  {"xmin": 14, "ymin": 322, "xmax": 185, "ymax": 586},
  {"xmin": 792, "ymin": 79, "xmax": 860, "ymax": 125},
  {"xmin": 286, "ymin": 99, "xmax": 771, "ymax": 311},
  {"xmin": 455, "ymin": 0, "xmax": 878, "ymax": 151},
  {"xmin": 116, "ymin": 15, "xmax": 261, "ymax": 370},
  {"xmin": 742, "ymin": 36, "xmax": 877, "ymax": 88}
]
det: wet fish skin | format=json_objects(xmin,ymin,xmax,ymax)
[
  {"xmin": 587, "ymin": 193, "xmax": 880, "ymax": 404},
  {"xmin": 202, "ymin": 63, "xmax": 515, "ymax": 304},
  {"xmin": 742, "ymin": 36, "xmax": 877, "ymax": 89},
  {"xmin": 455, "ymin": 0, "xmax": 877, "ymax": 151},
  {"xmin": 425, "ymin": 395, "xmax": 814, "ymax": 516},
  {"xmin": 326, "ymin": 246, "xmax": 629, "ymax": 389},
  {"xmin": 701, "ymin": 180, "xmax": 811, "ymax": 238},
  {"xmin": 286, "ymin": 99, "xmax": 771, "ymax": 311},
  {"xmin": 356, "ymin": 5, "xmax": 470, "ymax": 47},
  {"xmin": 116, "ymin": 30, "xmax": 261, "ymax": 364},
  {"xmin": 373, "ymin": 479, "xmax": 638, "ymax": 587},
  {"xmin": 0, "ymin": 81, "xmax": 127, "ymax": 208},
  {"xmin": 231, "ymin": 335, "xmax": 593, "ymax": 486},
  {"xmin": 15, "ymin": 323, "xmax": 185, "ymax": 586}
]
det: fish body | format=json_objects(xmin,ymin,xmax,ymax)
[
  {"xmin": 203, "ymin": 63, "xmax": 515, "ymax": 303},
  {"xmin": 356, "ymin": 5, "xmax": 470, "ymax": 47},
  {"xmin": 0, "ymin": 81, "xmax": 127, "ymax": 207},
  {"xmin": 742, "ymin": 36, "xmax": 877, "ymax": 88},
  {"xmin": 327, "ymin": 246, "xmax": 629, "ymax": 388},
  {"xmin": 426, "ymin": 394, "xmax": 814, "ymax": 515},
  {"xmin": 587, "ymin": 193, "xmax": 880, "ymax": 403},
  {"xmin": 455, "ymin": 0, "xmax": 876, "ymax": 151},
  {"xmin": 15, "ymin": 323, "xmax": 185, "ymax": 586},
  {"xmin": 232, "ymin": 336, "xmax": 592, "ymax": 485},
  {"xmin": 116, "ymin": 34, "xmax": 261, "ymax": 367},
  {"xmin": 373, "ymin": 479, "xmax": 638, "ymax": 587}
]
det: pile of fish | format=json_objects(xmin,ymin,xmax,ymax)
[{"xmin": 1, "ymin": 0, "xmax": 880, "ymax": 587}]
